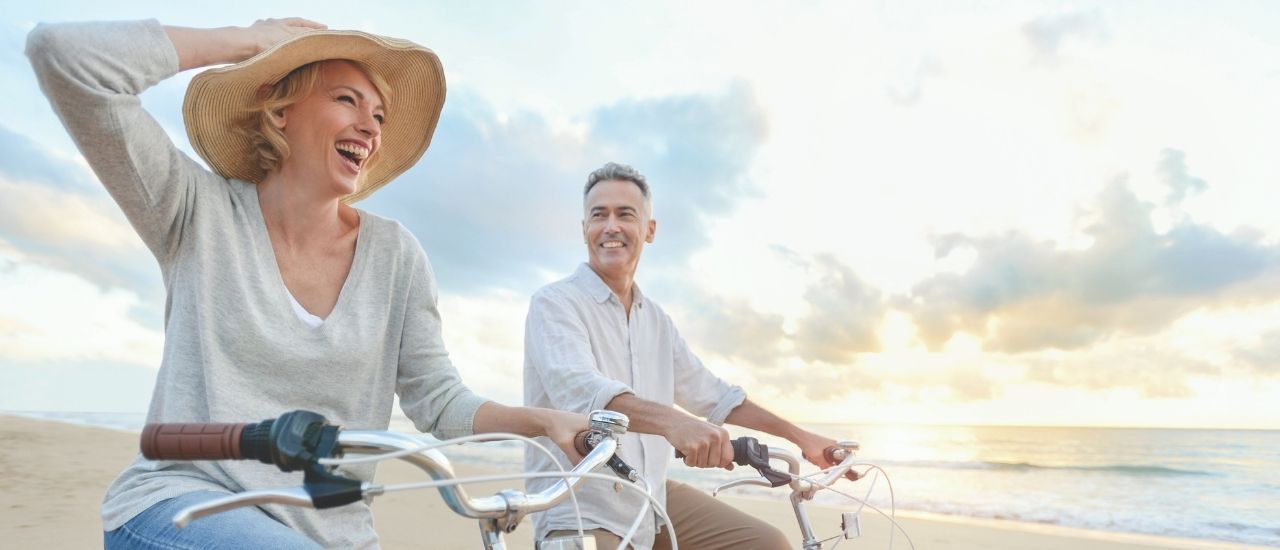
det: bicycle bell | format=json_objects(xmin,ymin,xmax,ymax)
[{"xmin": 588, "ymin": 410, "xmax": 629, "ymax": 436}]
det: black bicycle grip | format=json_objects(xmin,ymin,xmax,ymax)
[{"xmin": 674, "ymin": 437, "xmax": 755, "ymax": 463}]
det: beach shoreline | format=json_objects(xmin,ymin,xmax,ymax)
[{"xmin": 1, "ymin": 414, "xmax": 1269, "ymax": 549}]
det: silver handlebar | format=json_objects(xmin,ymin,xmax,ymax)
[
  {"xmin": 173, "ymin": 487, "xmax": 317, "ymax": 529},
  {"xmin": 711, "ymin": 440, "xmax": 861, "ymax": 499},
  {"xmin": 338, "ymin": 430, "xmax": 620, "ymax": 519},
  {"xmin": 172, "ymin": 411, "xmax": 627, "ymax": 530}
]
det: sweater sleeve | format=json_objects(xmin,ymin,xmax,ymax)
[
  {"xmin": 26, "ymin": 19, "xmax": 203, "ymax": 264},
  {"xmin": 395, "ymin": 249, "xmax": 489, "ymax": 439}
]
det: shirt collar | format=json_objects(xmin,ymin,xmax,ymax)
[{"xmin": 573, "ymin": 263, "xmax": 644, "ymax": 309}]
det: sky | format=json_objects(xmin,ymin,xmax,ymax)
[{"xmin": 2, "ymin": 1, "xmax": 1279, "ymax": 429}]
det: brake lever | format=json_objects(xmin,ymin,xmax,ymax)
[
  {"xmin": 711, "ymin": 477, "xmax": 772, "ymax": 497},
  {"xmin": 732, "ymin": 437, "xmax": 794, "ymax": 488},
  {"xmin": 173, "ymin": 487, "xmax": 315, "ymax": 529}
]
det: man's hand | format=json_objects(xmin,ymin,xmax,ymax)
[
  {"xmin": 668, "ymin": 417, "xmax": 735, "ymax": 470},
  {"xmin": 792, "ymin": 430, "xmax": 840, "ymax": 468},
  {"xmin": 792, "ymin": 429, "xmax": 859, "ymax": 481},
  {"xmin": 722, "ymin": 398, "xmax": 857, "ymax": 479},
  {"xmin": 602, "ymin": 394, "xmax": 738, "ymax": 470}
]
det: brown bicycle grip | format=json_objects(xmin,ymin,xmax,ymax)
[
  {"xmin": 141, "ymin": 423, "xmax": 247, "ymax": 460},
  {"xmin": 823, "ymin": 447, "xmax": 859, "ymax": 481},
  {"xmin": 573, "ymin": 430, "xmax": 592, "ymax": 457}
]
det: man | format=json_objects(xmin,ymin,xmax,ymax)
[{"xmin": 524, "ymin": 162, "xmax": 844, "ymax": 549}]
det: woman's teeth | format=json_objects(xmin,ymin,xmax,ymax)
[{"xmin": 336, "ymin": 142, "xmax": 369, "ymax": 165}]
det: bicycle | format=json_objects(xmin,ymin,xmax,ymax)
[
  {"xmin": 141, "ymin": 411, "xmax": 908, "ymax": 550},
  {"xmin": 140, "ymin": 408, "xmax": 669, "ymax": 550}
]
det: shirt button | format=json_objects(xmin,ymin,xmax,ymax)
[{"xmin": 613, "ymin": 482, "xmax": 624, "ymax": 492}]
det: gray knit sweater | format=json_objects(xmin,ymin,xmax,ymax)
[{"xmin": 27, "ymin": 20, "xmax": 488, "ymax": 548}]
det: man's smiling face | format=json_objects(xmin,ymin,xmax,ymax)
[{"xmin": 582, "ymin": 179, "xmax": 656, "ymax": 282}]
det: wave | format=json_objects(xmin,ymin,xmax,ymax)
[{"xmin": 880, "ymin": 458, "xmax": 1215, "ymax": 477}]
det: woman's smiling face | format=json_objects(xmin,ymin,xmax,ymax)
[{"xmin": 274, "ymin": 60, "xmax": 385, "ymax": 198}]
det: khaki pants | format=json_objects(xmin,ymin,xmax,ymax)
[{"xmin": 546, "ymin": 480, "xmax": 788, "ymax": 550}]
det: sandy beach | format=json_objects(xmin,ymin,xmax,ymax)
[{"xmin": 1, "ymin": 414, "xmax": 1264, "ymax": 550}]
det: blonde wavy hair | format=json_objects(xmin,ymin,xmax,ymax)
[{"xmin": 239, "ymin": 60, "xmax": 392, "ymax": 186}]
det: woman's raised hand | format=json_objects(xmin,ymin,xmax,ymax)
[
  {"xmin": 243, "ymin": 18, "xmax": 327, "ymax": 57},
  {"xmin": 166, "ymin": 18, "xmax": 328, "ymax": 72}
]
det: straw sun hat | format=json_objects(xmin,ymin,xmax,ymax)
[{"xmin": 182, "ymin": 30, "xmax": 445, "ymax": 203}]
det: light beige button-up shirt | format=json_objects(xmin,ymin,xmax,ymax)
[{"xmin": 523, "ymin": 263, "xmax": 747, "ymax": 548}]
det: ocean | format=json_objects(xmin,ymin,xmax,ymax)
[{"xmin": 12, "ymin": 411, "xmax": 1279, "ymax": 547}]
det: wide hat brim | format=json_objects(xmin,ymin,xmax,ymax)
[{"xmin": 183, "ymin": 30, "xmax": 445, "ymax": 203}]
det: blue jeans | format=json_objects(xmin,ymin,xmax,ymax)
[{"xmin": 104, "ymin": 491, "xmax": 322, "ymax": 549}]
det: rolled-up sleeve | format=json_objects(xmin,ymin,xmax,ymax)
[
  {"xmin": 670, "ymin": 319, "xmax": 746, "ymax": 425},
  {"xmin": 525, "ymin": 288, "xmax": 633, "ymax": 413}
]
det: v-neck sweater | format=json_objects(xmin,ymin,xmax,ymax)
[{"xmin": 28, "ymin": 20, "xmax": 488, "ymax": 548}]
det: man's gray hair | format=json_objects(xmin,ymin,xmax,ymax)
[{"xmin": 584, "ymin": 162, "xmax": 652, "ymax": 210}]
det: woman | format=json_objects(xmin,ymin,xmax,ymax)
[{"xmin": 27, "ymin": 18, "xmax": 583, "ymax": 548}]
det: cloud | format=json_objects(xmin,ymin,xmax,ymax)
[
  {"xmin": 589, "ymin": 82, "xmax": 768, "ymax": 266},
  {"xmin": 0, "ymin": 256, "xmax": 163, "ymax": 367},
  {"xmin": 1022, "ymin": 10, "xmax": 1107, "ymax": 62},
  {"xmin": 749, "ymin": 362, "xmax": 862, "ymax": 401},
  {"xmin": 434, "ymin": 292, "xmax": 530, "ymax": 405},
  {"xmin": 887, "ymin": 53, "xmax": 943, "ymax": 107},
  {"xmin": 361, "ymin": 82, "xmax": 768, "ymax": 294},
  {"xmin": 360, "ymin": 90, "xmax": 585, "ymax": 294},
  {"xmin": 0, "ymin": 178, "xmax": 135, "ymax": 248},
  {"xmin": 1023, "ymin": 345, "xmax": 1216, "ymax": 399},
  {"xmin": 1235, "ymin": 330, "xmax": 1280, "ymax": 374},
  {"xmin": 640, "ymin": 246, "xmax": 887, "ymax": 400},
  {"xmin": 903, "ymin": 156, "xmax": 1280, "ymax": 353},
  {"xmin": 681, "ymin": 250, "xmax": 889, "ymax": 401},
  {"xmin": 793, "ymin": 254, "xmax": 887, "ymax": 363},
  {"xmin": 0, "ymin": 124, "xmax": 96, "ymax": 191},
  {"xmin": 670, "ymin": 292, "xmax": 787, "ymax": 368},
  {"xmin": 747, "ymin": 358, "xmax": 1000, "ymax": 403},
  {"xmin": 945, "ymin": 366, "xmax": 999, "ymax": 401},
  {"xmin": 1157, "ymin": 148, "xmax": 1207, "ymax": 206},
  {"xmin": 0, "ymin": 124, "xmax": 160, "ymax": 301}
]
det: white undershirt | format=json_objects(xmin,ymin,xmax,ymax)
[{"xmin": 285, "ymin": 288, "xmax": 325, "ymax": 328}]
